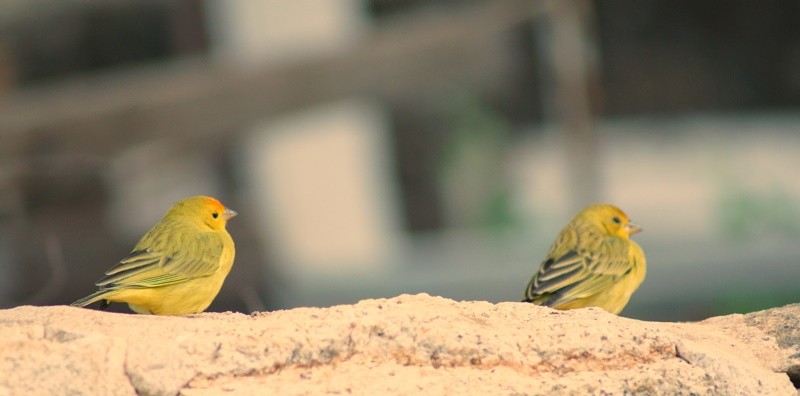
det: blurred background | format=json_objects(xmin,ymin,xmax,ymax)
[{"xmin": 1, "ymin": 0, "xmax": 800, "ymax": 322}]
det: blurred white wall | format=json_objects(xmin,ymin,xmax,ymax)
[
  {"xmin": 240, "ymin": 99, "xmax": 404, "ymax": 274},
  {"xmin": 512, "ymin": 115, "xmax": 800, "ymax": 240},
  {"xmin": 204, "ymin": 1, "xmax": 403, "ymax": 281},
  {"xmin": 204, "ymin": 0, "xmax": 366, "ymax": 66}
]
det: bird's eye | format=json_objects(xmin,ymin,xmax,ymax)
[
  {"xmin": 212, "ymin": 212, "xmax": 219, "ymax": 219},
  {"xmin": 612, "ymin": 216, "xmax": 621, "ymax": 224}
]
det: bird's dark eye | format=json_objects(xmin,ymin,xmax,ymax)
[
  {"xmin": 612, "ymin": 216, "xmax": 621, "ymax": 224},
  {"xmin": 212, "ymin": 212, "xmax": 219, "ymax": 219}
]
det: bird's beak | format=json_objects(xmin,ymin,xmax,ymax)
[
  {"xmin": 626, "ymin": 222, "xmax": 642, "ymax": 235},
  {"xmin": 223, "ymin": 208, "xmax": 237, "ymax": 220}
]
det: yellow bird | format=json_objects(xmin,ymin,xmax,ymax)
[
  {"xmin": 522, "ymin": 204, "xmax": 646, "ymax": 314},
  {"xmin": 71, "ymin": 196, "xmax": 237, "ymax": 315}
]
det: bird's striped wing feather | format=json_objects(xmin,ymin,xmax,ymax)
[
  {"xmin": 101, "ymin": 249, "xmax": 162, "ymax": 277},
  {"xmin": 528, "ymin": 242, "xmax": 630, "ymax": 306},
  {"xmin": 95, "ymin": 233, "xmax": 224, "ymax": 288}
]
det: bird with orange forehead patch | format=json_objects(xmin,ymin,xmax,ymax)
[
  {"xmin": 523, "ymin": 204, "xmax": 646, "ymax": 315},
  {"xmin": 72, "ymin": 196, "xmax": 237, "ymax": 315}
]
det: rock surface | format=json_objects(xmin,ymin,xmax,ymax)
[{"xmin": 0, "ymin": 294, "xmax": 797, "ymax": 395}]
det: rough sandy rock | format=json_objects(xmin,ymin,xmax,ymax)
[{"xmin": 0, "ymin": 294, "xmax": 796, "ymax": 395}]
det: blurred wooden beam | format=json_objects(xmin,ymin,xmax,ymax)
[
  {"xmin": 536, "ymin": 0, "xmax": 601, "ymax": 207},
  {"xmin": 0, "ymin": 0, "xmax": 539, "ymax": 158}
]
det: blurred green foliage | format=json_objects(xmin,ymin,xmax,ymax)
[
  {"xmin": 439, "ymin": 94, "xmax": 519, "ymax": 231},
  {"xmin": 717, "ymin": 184, "xmax": 800, "ymax": 240}
]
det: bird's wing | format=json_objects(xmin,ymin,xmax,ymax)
[
  {"xmin": 96, "ymin": 232, "xmax": 225, "ymax": 288},
  {"xmin": 528, "ymin": 241, "xmax": 632, "ymax": 306}
]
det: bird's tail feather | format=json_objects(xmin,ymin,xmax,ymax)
[{"xmin": 70, "ymin": 290, "xmax": 109, "ymax": 308}]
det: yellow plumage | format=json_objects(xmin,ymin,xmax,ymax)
[
  {"xmin": 71, "ymin": 196, "xmax": 236, "ymax": 315},
  {"xmin": 523, "ymin": 204, "xmax": 646, "ymax": 315}
]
